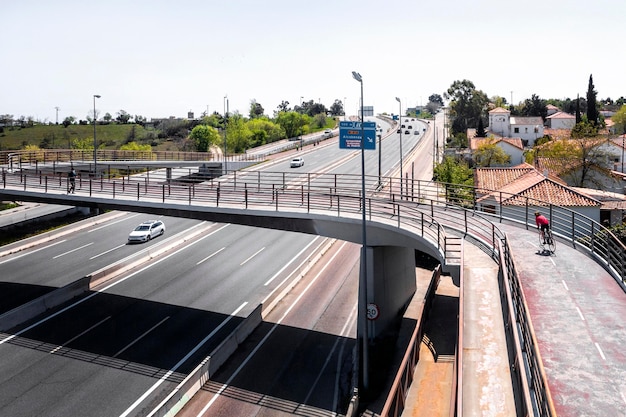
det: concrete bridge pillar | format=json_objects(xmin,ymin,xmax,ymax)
[{"xmin": 362, "ymin": 245, "xmax": 417, "ymax": 340}]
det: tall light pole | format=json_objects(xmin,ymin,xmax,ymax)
[
  {"xmin": 300, "ymin": 96, "xmax": 304, "ymax": 150},
  {"xmin": 223, "ymin": 95, "xmax": 228, "ymax": 175},
  {"xmin": 395, "ymin": 97, "xmax": 403, "ymax": 197},
  {"xmin": 352, "ymin": 70, "xmax": 369, "ymax": 392},
  {"xmin": 93, "ymin": 95, "xmax": 101, "ymax": 176}
]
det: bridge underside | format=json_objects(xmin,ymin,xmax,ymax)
[{"xmin": 1, "ymin": 190, "xmax": 447, "ymax": 338}]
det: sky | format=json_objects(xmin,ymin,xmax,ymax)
[{"xmin": 2, "ymin": 0, "xmax": 625, "ymax": 124}]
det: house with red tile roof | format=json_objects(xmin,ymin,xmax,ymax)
[
  {"xmin": 546, "ymin": 111, "xmax": 576, "ymax": 129},
  {"xmin": 468, "ymin": 136, "xmax": 524, "ymax": 166},
  {"xmin": 474, "ymin": 163, "xmax": 602, "ymax": 224},
  {"xmin": 488, "ymin": 107, "xmax": 544, "ymax": 146}
]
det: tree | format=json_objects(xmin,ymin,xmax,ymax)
[
  {"xmin": 475, "ymin": 118, "xmax": 487, "ymax": 137},
  {"xmin": 276, "ymin": 100, "xmax": 290, "ymax": 114},
  {"xmin": 189, "ymin": 124, "xmax": 220, "ymax": 152},
  {"xmin": 249, "ymin": 100, "xmax": 265, "ymax": 119},
  {"xmin": 275, "ymin": 111, "xmax": 309, "ymax": 138},
  {"xmin": 329, "ymin": 99, "xmax": 344, "ymax": 116},
  {"xmin": 62, "ymin": 116, "xmax": 76, "ymax": 128},
  {"xmin": 586, "ymin": 74, "xmax": 599, "ymax": 125},
  {"xmin": 433, "ymin": 155, "xmax": 474, "ymax": 205},
  {"xmin": 226, "ymin": 114, "xmax": 252, "ymax": 153},
  {"xmin": 612, "ymin": 105, "xmax": 626, "ymax": 135},
  {"xmin": 134, "ymin": 115, "xmax": 147, "ymax": 127},
  {"xmin": 428, "ymin": 94, "xmax": 444, "ymax": 107},
  {"xmin": 575, "ymin": 95, "xmax": 582, "ymax": 124},
  {"xmin": 473, "ymin": 139, "xmax": 511, "ymax": 167},
  {"xmin": 246, "ymin": 118, "xmax": 285, "ymax": 147},
  {"xmin": 103, "ymin": 112, "xmax": 113, "ymax": 123},
  {"xmin": 571, "ymin": 119, "xmax": 598, "ymax": 138},
  {"xmin": 116, "ymin": 110, "xmax": 131, "ymax": 124},
  {"xmin": 519, "ymin": 94, "xmax": 547, "ymax": 120},
  {"xmin": 0, "ymin": 114, "xmax": 14, "ymax": 127},
  {"xmin": 444, "ymin": 79, "xmax": 489, "ymax": 136}
]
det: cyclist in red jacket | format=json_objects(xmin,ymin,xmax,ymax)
[{"xmin": 535, "ymin": 212, "xmax": 550, "ymax": 243}]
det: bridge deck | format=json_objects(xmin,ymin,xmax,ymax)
[{"xmin": 498, "ymin": 223, "xmax": 626, "ymax": 416}]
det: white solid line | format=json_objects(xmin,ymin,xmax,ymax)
[
  {"xmin": 87, "ymin": 213, "xmax": 140, "ymax": 233},
  {"xmin": 561, "ymin": 280, "xmax": 569, "ymax": 291},
  {"xmin": 575, "ymin": 307, "xmax": 585, "ymax": 321},
  {"xmin": 53, "ymin": 242, "xmax": 94, "ymax": 259},
  {"xmin": 595, "ymin": 342, "xmax": 607, "ymax": 361},
  {"xmin": 131, "ymin": 302, "xmax": 248, "ymax": 417},
  {"xmin": 90, "ymin": 243, "xmax": 126, "ymax": 260},
  {"xmin": 114, "ymin": 316, "xmax": 170, "ymax": 358},
  {"xmin": 0, "ymin": 240, "xmax": 67, "ymax": 265},
  {"xmin": 264, "ymin": 236, "xmax": 320, "ymax": 286},
  {"xmin": 50, "ymin": 316, "xmax": 111, "ymax": 354},
  {"xmin": 197, "ymin": 247, "xmax": 225, "ymax": 265},
  {"xmin": 240, "ymin": 247, "xmax": 265, "ymax": 266},
  {"xmin": 193, "ymin": 241, "xmax": 349, "ymax": 417}
]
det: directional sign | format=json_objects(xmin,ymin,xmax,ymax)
[{"xmin": 339, "ymin": 121, "xmax": 376, "ymax": 150}]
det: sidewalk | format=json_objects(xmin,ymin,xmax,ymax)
[{"xmin": 0, "ymin": 202, "xmax": 78, "ymax": 230}]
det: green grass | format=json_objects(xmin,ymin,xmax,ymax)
[{"xmin": 0, "ymin": 124, "xmax": 153, "ymax": 150}]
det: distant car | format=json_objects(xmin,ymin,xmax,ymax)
[
  {"xmin": 397, "ymin": 128, "xmax": 401, "ymax": 133},
  {"xmin": 414, "ymin": 131, "xmax": 419, "ymax": 135},
  {"xmin": 290, "ymin": 156, "xmax": 304, "ymax": 168},
  {"xmin": 401, "ymin": 124, "xmax": 406, "ymax": 128},
  {"xmin": 408, "ymin": 125, "xmax": 413, "ymax": 129},
  {"xmin": 128, "ymin": 220, "xmax": 165, "ymax": 243},
  {"xmin": 405, "ymin": 130, "xmax": 410, "ymax": 134}
]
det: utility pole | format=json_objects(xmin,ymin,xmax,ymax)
[{"xmin": 55, "ymin": 107, "xmax": 60, "ymax": 125}]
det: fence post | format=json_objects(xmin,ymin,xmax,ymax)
[
  {"xmin": 245, "ymin": 188, "xmax": 248, "ymax": 209},
  {"xmin": 162, "ymin": 184, "xmax": 165, "ymax": 203},
  {"xmin": 275, "ymin": 189, "xmax": 278, "ymax": 211},
  {"xmin": 136, "ymin": 182, "xmax": 139, "ymax": 200},
  {"xmin": 217, "ymin": 186, "xmax": 220, "ymax": 207},
  {"xmin": 113, "ymin": 181, "xmax": 116, "ymax": 199}
]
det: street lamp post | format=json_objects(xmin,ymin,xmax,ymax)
[
  {"xmin": 93, "ymin": 95, "xmax": 101, "ymax": 176},
  {"xmin": 395, "ymin": 97, "xmax": 403, "ymax": 197},
  {"xmin": 223, "ymin": 95, "xmax": 229, "ymax": 175},
  {"xmin": 300, "ymin": 96, "xmax": 304, "ymax": 150},
  {"xmin": 352, "ymin": 70, "xmax": 369, "ymax": 392}
]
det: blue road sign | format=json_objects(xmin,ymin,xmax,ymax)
[{"xmin": 339, "ymin": 121, "xmax": 376, "ymax": 150}]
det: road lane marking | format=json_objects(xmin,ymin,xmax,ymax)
[
  {"xmin": 53, "ymin": 242, "xmax": 94, "ymax": 259},
  {"xmin": 595, "ymin": 342, "xmax": 606, "ymax": 361},
  {"xmin": 90, "ymin": 243, "xmax": 127, "ymax": 260},
  {"xmin": 264, "ymin": 236, "xmax": 320, "ymax": 286},
  {"xmin": 561, "ymin": 280, "xmax": 569, "ymax": 291},
  {"xmin": 575, "ymin": 307, "xmax": 585, "ymax": 321},
  {"xmin": 87, "ymin": 213, "xmax": 140, "ymax": 233},
  {"xmin": 0, "ymin": 240, "xmax": 67, "ymax": 265},
  {"xmin": 114, "ymin": 316, "xmax": 170, "ymax": 358},
  {"xmin": 197, "ymin": 247, "xmax": 225, "ymax": 265},
  {"xmin": 123, "ymin": 302, "xmax": 248, "ymax": 417},
  {"xmin": 50, "ymin": 316, "xmax": 111, "ymax": 354},
  {"xmin": 193, "ymin": 241, "xmax": 350, "ymax": 417},
  {"xmin": 240, "ymin": 247, "xmax": 265, "ymax": 266}
]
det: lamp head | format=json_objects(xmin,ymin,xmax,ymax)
[
  {"xmin": 94, "ymin": 94, "xmax": 101, "ymax": 99},
  {"xmin": 395, "ymin": 97, "xmax": 400, "ymax": 103},
  {"xmin": 351, "ymin": 71, "xmax": 362, "ymax": 82}
]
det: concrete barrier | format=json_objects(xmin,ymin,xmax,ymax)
[{"xmin": 0, "ymin": 276, "xmax": 91, "ymax": 331}]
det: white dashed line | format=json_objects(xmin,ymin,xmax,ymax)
[
  {"xmin": 575, "ymin": 307, "xmax": 585, "ymax": 321},
  {"xmin": 561, "ymin": 280, "xmax": 569, "ymax": 291},
  {"xmin": 240, "ymin": 247, "xmax": 265, "ymax": 266},
  {"xmin": 595, "ymin": 342, "xmax": 606, "ymax": 361}
]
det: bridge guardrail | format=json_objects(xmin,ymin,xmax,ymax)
[{"xmin": 3, "ymin": 167, "xmax": 621, "ymax": 417}]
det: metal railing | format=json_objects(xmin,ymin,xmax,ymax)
[{"xmin": 2, "ymin": 167, "xmax": 621, "ymax": 417}]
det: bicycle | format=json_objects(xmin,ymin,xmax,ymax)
[{"xmin": 538, "ymin": 228, "xmax": 556, "ymax": 253}]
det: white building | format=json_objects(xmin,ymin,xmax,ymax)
[
  {"xmin": 488, "ymin": 107, "xmax": 544, "ymax": 147},
  {"xmin": 546, "ymin": 111, "xmax": 576, "ymax": 129}
]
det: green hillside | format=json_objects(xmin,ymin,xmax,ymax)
[{"xmin": 0, "ymin": 124, "xmax": 155, "ymax": 151}]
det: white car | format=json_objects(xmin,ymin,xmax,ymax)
[
  {"xmin": 290, "ymin": 157, "xmax": 304, "ymax": 168},
  {"xmin": 128, "ymin": 220, "xmax": 165, "ymax": 243}
]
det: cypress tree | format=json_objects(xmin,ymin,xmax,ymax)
[{"xmin": 586, "ymin": 74, "xmax": 599, "ymax": 125}]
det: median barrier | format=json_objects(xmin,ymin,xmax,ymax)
[
  {"xmin": 149, "ymin": 238, "xmax": 338, "ymax": 416},
  {"xmin": 0, "ymin": 276, "xmax": 91, "ymax": 331}
]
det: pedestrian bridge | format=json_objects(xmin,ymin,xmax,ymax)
[{"xmin": 1, "ymin": 166, "xmax": 625, "ymax": 417}]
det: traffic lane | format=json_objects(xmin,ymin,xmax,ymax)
[
  {"xmin": 0, "ymin": 226, "xmax": 324, "ymax": 416},
  {"xmin": 0, "ymin": 288, "xmax": 244, "ymax": 417},
  {"xmin": 105, "ymin": 225, "xmax": 321, "ymax": 314},
  {"xmin": 0, "ymin": 214, "xmax": 207, "ymax": 314},
  {"xmin": 179, "ymin": 241, "xmax": 360, "ymax": 417},
  {"xmin": 0, "ymin": 213, "xmax": 206, "ymax": 287}
]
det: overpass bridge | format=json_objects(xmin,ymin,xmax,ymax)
[{"xmin": 1, "ymin": 164, "xmax": 625, "ymax": 416}]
